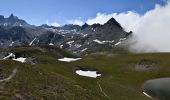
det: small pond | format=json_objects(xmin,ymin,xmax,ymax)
[{"xmin": 143, "ymin": 78, "xmax": 170, "ymax": 100}]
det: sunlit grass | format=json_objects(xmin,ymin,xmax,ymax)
[{"xmin": 1, "ymin": 46, "xmax": 170, "ymax": 99}]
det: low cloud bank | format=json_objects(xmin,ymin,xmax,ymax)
[
  {"xmin": 67, "ymin": 19, "xmax": 84, "ymax": 26},
  {"xmin": 86, "ymin": 1, "xmax": 170, "ymax": 52},
  {"xmin": 46, "ymin": 20, "xmax": 61, "ymax": 27}
]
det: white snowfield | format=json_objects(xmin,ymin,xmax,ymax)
[
  {"xmin": 13, "ymin": 57, "xmax": 27, "ymax": 63},
  {"xmin": 60, "ymin": 44, "xmax": 63, "ymax": 48},
  {"xmin": 3, "ymin": 53, "xmax": 15, "ymax": 60},
  {"xmin": 114, "ymin": 38, "xmax": 126, "ymax": 46},
  {"xmin": 66, "ymin": 41, "xmax": 74, "ymax": 44},
  {"xmin": 115, "ymin": 41, "xmax": 121, "ymax": 46},
  {"xmin": 93, "ymin": 39, "xmax": 104, "ymax": 44},
  {"xmin": 81, "ymin": 48, "xmax": 87, "ymax": 52},
  {"xmin": 29, "ymin": 38, "xmax": 36, "ymax": 46},
  {"xmin": 2, "ymin": 53, "xmax": 27, "ymax": 63},
  {"xmin": 58, "ymin": 57, "xmax": 81, "ymax": 62},
  {"xmin": 49, "ymin": 43, "xmax": 54, "ymax": 46},
  {"xmin": 75, "ymin": 70, "xmax": 101, "ymax": 78},
  {"xmin": 93, "ymin": 39, "xmax": 114, "ymax": 44}
]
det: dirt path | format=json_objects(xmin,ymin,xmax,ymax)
[
  {"xmin": 0, "ymin": 68, "xmax": 17, "ymax": 83},
  {"xmin": 97, "ymin": 81, "xmax": 111, "ymax": 99}
]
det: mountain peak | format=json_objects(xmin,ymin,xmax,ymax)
[
  {"xmin": 0, "ymin": 14, "xmax": 29, "ymax": 27},
  {"xmin": 81, "ymin": 23, "xmax": 89, "ymax": 30},
  {"xmin": 8, "ymin": 13, "xmax": 18, "ymax": 19},
  {"xmin": 108, "ymin": 17, "xmax": 116, "ymax": 21},
  {"xmin": 10, "ymin": 13, "xmax": 14, "ymax": 17},
  {"xmin": 104, "ymin": 17, "xmax": 122, "ymax": 29}
]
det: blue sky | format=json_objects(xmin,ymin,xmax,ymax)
[{"xmin": 0, "ymin": 0, "xmax": 167, "ymax": 26}]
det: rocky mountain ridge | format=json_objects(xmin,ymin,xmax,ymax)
[{"xmin": 0, "ymin": 14, "xmax": 132, "ymax": 54}]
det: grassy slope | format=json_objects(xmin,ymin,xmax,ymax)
[{"xmin": 1, "ymin": 46, "xmax": 170, "ymax": 100}]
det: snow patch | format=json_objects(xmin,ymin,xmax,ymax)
[
  {"xmin": 114, "ymin": 38, "xmax": 126, "ymax": 46},
  {"xmin": 13, "ymin": 57, "xmax": 27, "ymax": 63},
  {"xmin": 58, "ymin": 57, "xmax": 81, "ymax": 62},
  {"xmin": 75, "ymin": 70, "xmax": 101, "ymax": 78},
  {"xmin": 49, "ymin": 43, "xmax": 54, "ymax": 46},
  {"xmin": 29, "ymin": 38, "xmax": 36, "ymax": 46},
  {"xmin": 66, "ymin": 41, "xmax": 74, "ymax": 47},
  {"xmin": 66, "ymin": 41, "xmax": 74, "ymax": 44},
  {"xmin": 83, "ymin": 34, "xmax": 88, "ymax": 37},
  {"xmin": 120, "ymin": 38, "xmax": 126, "ymax": 41},
  {"xmin": 45, "ymin": 28, "xmax": 58, "ymax": 32},
  {"xmin": 81, "ymin": 48, "xmax": 87, "ymax": 52},
  {"xmin": 142, "ymin": 92, "xmax": 152, "ymax": 98},
  {"xmin": 91, "ymin": 28, "xmax": 96, "ymax": 32},
  {"xmin": 103, "ymin": 40, "xmax": 115, "ymax": 43},
  {"xmin": 60, "ymin": 45, "xmax": 63, "ymax": 48},
  {"xmin": 2, "ymin": 53, "xmax": 27, "ymax": 63},
  {"xmin": 75, "ymin": 44, "xmax": 82, "ymax": 48},
  {"xmin": 3, "ymin": 53, "xmax": 15, "ymax": 60},
  {"xmin": 93, "ymin": 39, "xmax": 104, "ymax": 44},
  {"xmin": 93, "ymin": 39, "xmax": 114, "ymax": 44},
  {"xmin": 9, "ymin": 42, "xmax": 14, "ymax": 46},
  {"xmin": 115, "ymin": 41, "xmax": 121, "ymax": 46}
]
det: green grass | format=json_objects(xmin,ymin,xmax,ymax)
[
  {"xmin": 83, "ymin": 47, "xmax": 130, "ymax": 56},
  {"xmin": 1, "ymin": 47, "xmax": 170, "ymax": 100}
]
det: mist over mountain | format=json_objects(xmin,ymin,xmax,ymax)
[{"xmin": 86, "ymin": 1, "xmax": 170, "ymax": 52}]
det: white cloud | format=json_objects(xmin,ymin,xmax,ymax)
[
  {"xmin": 46, "ymin": 19, "xmax": 60, "ymax": 27},
  {"xmin": 130, "ymin": 2, "xmax": 170, "ymax": 52},
  {"xmin": 51, "ymin": 22, "xmax": 61, "ymax": 27},
  {"xmin": 86, "ymin": 12, "xmax": 141, "ymax": 32},
  {"xmin": 86, "ymin": 1, "xmax": 170, "ymax": 52},
  {"xmin": 46, "ymin": 20, "xmax": 49, "ymax": 25},
  {"xmin": 87, "ymin": 13, "xmax": 116, "ymax": 25},
  {"xmin": 67, "ymin": 19, "xmax": 84, "ymax": 26}
]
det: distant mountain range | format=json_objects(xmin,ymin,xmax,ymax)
[{"xmin": 0, "ymin": 14, "xmax": 132, "ymax": 54}]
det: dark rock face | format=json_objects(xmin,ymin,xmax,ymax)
[
  {"xmin": 143, "ymin": 78, "xmax": 170, "ymax": 100},
  {"xmin": 9, "ymin": 26, "xmax": 31, "ymax": 42},
  {"xmin": 61, "ymin": 24, "xmax": 81, "ymax": 31},
  {"xmin": 0, "ymin": 14, "xmax": 29, "ymax": 27},
  {"xmin": 0, "ymin": 26, "xmax": 35, "ymax": 46},
  {"xmin": 38, "ymin": 31, "xmax": 64, "ymax": 44},
  {"xmin": 135, "ymin": 59, "xmax": 158, "ymax": 70},
  {"xmin": 104, "ymin": 18, "xmax": 123, "ymax": 29},
  {"xmin": 81, "ymin": 23, "xmax": 89, "ymax": 30},
  {"xmin": 66, "ymin": 17, "xmax": 131, "ymax": 54},
  {"xmin": 0, "ymin": 14, "xmax": 132, "ymax": 54}
]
